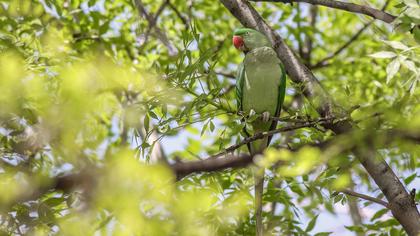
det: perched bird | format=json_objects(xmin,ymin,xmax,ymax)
[{"xmin": 232, "ymin": 28, "xmax": 286, "ymax": 236}]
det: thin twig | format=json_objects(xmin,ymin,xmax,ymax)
[
  {"xmin": 302, "ymin": 5, "xmax": 318, "ymax": 64},
  {"xmin": 218, "ymin": 84, "xmax": 236, "ymax": 97},
  {"xmin": 73, "ymin": 35, "xmax": 101, "ymax": 43},
  {"xmin": 296, "ymin": 4, "xmax": 304, "ymax": 59},
  {"xmin": 213, "ymin": 71, "xmax": 236, "ymax": 79},
  {"xmin": 167, "ymin": 0, "xmax": 189, "ymax": 29},
  {"xmin": 311, "ymin": 22, "xmax": 372, "ymax": 69},
  {"xmin": 207, "ymin": 116, "xmax": 348, "ymax": 159},
  {"xmin": 339, "ymin": 189, "xmax": 389, "ymax": 208},
  {"xmin": 347, "ymin": 181, "xmax": 364, "ymax": 234},
  {"xmin": 133, "ymin": 0, "xmax": 178, "ymax": 56},
  {"xmin": 249, "ymin": 0, "xmax": 396, "ymax": 23},
  {"xmin": 310, "ymin": 0, "xmax": 392, "ymax": 69}
]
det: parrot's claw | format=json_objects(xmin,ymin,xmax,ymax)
[
  {"xmin": 262, "ymin": 111, "xmax": 271, "ymax": 122},
  {"xmin": 249, "ymin": 109, "xmax": 256, "ymax": 117}
]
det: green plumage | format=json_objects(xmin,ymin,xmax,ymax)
[
  {"xmin": 233, "ymin": 28, "xmax": 286, "ymax": 236},
  {"xmin": 235, "ymin": 30, "xmax": 286, "ymax": 154}
]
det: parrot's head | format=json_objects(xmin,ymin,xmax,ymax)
[{"xmin": 232, "ymin": 28, "xmax": 271, "ymax": 52}]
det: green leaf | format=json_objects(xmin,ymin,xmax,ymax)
[
  {"xmin": 402, "ymin": 59, "xmax": 417, "ymax": 73},
  {"xmin": 371, "ymin": 208, "xmax": 389, "ymax": 221},
  {"xmin": 314, "ymin": 232, "xmax": 332, "ymax": 236},
  {"xmin": 345, "ymin": 85, "xmax": 351, "ymax": 96},
  {"xmin": 141, "ymin": 142, "xmax": 150, "ymax": 149},
  {"xmin": 305, "ymin": 214, "xmax": 319, "ymax": 232},
  {"xmin": 403, "ymin": 0, "xmax": 419, "ymax": 8},
  {"xmin": 378, "ymin": 218, "xmax": 399, "ymax": 227},
  {"xmin": 334, "ymin": 194, "xmax": 344, "ymax": 203},
  {"xmin": 414, "ymin": 27, "xmax": 420, "ymax": 44},
  {"xmin": 383, "ymin": 41, "xmax": 409, "ymax": 50},
  {"xmin": 290, "ymin": 184, "xmax": 305, "ymax": 197},
  {"xmin": 369, "ymin": 51, "xmax": 397, "ymax": 59},
  {"xmin": 144, "ymin": 114, "xmax": 150, "ymax": 134},
  {"xmin": 386, "ymin": 59, "xmax": 400, "ymax": 83},
  {"xmin": 200, "ymin": 122, "xmax": 208, "ymax": 136},
  {"xmin": 394, "ymin": 2, "xmax": 407, "ymax": 8},
  {"xmin": 96, "ymin": 215, "xmax": 114, "ymax": 230},
  {"xmin": 405, "ymin": 8, "xmax": 420, "ymax": 22},
  {"xmin": 38, "ymin": 203, "xmax": 55, "ymax": 222},
  {"xmin": 43, "ymin": 197, "xmax": 65, "ymax": 207},
  {"xmin": 149, "ymin": 111, "xmax": 158, "ymax": 119},
  {"xmin": 395, "ymin": 23, "xmax": 412, "ymax": 33},
  {"xmin": 404, "ymin": 172, "xmax": 417, "ymax": 185},
  {"xmin": 409, "ymin": 79, "xmax": 418, "ymax": 95},
  {"xmin": 209, "ymin": 121, "xmax": 215, "ymax": 132},
  {"xmin": 345, "ymin": 225, "xmax": 364, "ymax": 232},
  {"xmin": 390, "ymin": 228, "xmax": 400, "ymax": 236}
]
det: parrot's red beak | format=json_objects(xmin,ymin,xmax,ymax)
[{"xmin": 233, "ymin": 35, "xmax": 244, "ymax": 50}]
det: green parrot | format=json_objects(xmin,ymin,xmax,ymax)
[{"xmin": 232, "ymin": 28, "xmax": 286, "ymax": 236}]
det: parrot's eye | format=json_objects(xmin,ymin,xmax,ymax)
[{"xmin": 245, "ymin": 32, "xmax": 250, "ymax": 36}]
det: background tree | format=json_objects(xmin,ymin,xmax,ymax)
[{"xmin": 0, "ymin": 0, "xmax": 419, "ymax": 235}]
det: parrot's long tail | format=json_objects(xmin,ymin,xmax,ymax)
[
  {"xmin": 255, "ymin": 170, "xmax": 264, "ymax": 236},
  {"xmin": 250, "ymin": 137, "xmax": 268, "ymax": 236}
]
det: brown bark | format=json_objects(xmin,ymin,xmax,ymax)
[
  {"xmin": 249, "ymin": 0, "xmax": 396, "ymax": 23},
  {"xmin": 172, "ymin": 154, "xmax": 253, "ymax": 179}
]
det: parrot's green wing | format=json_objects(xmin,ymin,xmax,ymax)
[
  {"xmin": 276, "ymin": 63, "xmax": 287, "ymax": 117},
  {"xmin": 235, "ymin": 62, "xmax": 253, "ymax": 151},
  {"xmin": 235, "ymin": 63, "xmax": 245, "ymax": 111},
  {"xmin": 267, "ymin": 63, "xmax": 286, "ymax": 145},
  {"xmin": 236, "ymin": 61, "xmax": 286, "ymax": 146}
]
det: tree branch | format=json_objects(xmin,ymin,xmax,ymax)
[
  {"xmin": 1, "ymin": 170, "xmax": 96, "ymax": 212},
  {"xmin": 339, "ymin": 189, "xmax": 389, "ymax": 208},
  {"xmin": 218, "ymin": 0, "xmax": 420, "ymax": 234},
  {"xmin": 133, "ymin": 0, "xmax": 178, "ymax": 56},
  {"xmin": 4, "ymin": 127, "xmax": 420, "ymax": 214},
  {"xmin": 172, "ymin": 154, "xmax": 253, "ymax": 179},
  {"xmin": 249, "ymin": 0, "xmax": 396, "ymax": 24}
]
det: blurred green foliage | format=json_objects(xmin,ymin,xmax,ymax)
[{"xmin": 0, "ymin": 0, "xmax": 419, "ymax": 235}]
